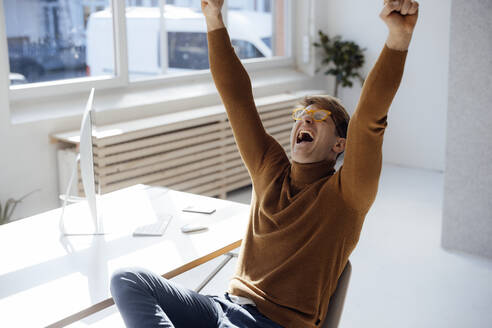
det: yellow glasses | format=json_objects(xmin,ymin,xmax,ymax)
[{"xmin": 292, "ymin": 108, "xmax": 331, "ymax": 122}]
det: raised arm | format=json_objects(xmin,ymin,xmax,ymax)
[
  {"xmin": 202, "ymin": 1, "xmax": 282, "ymax": 175},
  {"xmin": 339, "ymin": 0, "xmax": 419, "ymax": 211}
]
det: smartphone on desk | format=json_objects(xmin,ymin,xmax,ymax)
[{"xmin": 182, "ymin": 205, "xmax": 216, "ymax": 214}]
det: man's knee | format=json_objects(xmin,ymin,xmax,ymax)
[
  {"xmin": 110, "ymin": 267, "xmax": 148, "ymax": 296},
  {"xmin": 110, "ymin": 267, "xmax": 169, "ymax": 293}
]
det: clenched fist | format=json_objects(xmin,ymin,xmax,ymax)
[
  {"xmin": 201, "ymin": 0, "xmax": 224, "ymax": 18},
  {"xmin": 201, "ymin": 0, "xmax": 225, "ymax": 31},
  {"xmin": 380, "ymin": 0, "xmax": 419, "ymax": 51}
]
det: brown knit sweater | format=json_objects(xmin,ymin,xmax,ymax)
[{"xmin": 208, "ymin": 28, "xmax": 407, "ymax": 328}]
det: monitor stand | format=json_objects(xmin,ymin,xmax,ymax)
[{"xmin": 59, "ymin": 154, "xmax": 107, "ymax": 236}]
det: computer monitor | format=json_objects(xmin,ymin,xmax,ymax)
[{"xmin": 59, "ymin": 88, "xmax": 105, "ymax": 235}]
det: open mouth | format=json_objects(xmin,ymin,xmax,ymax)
[{"xmin": 296, "ymin": 130, "xmax": 314, "ymax": 144}]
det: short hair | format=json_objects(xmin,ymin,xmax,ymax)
[{"xmin": 297, "ymin": 95, "xmax": 350, "ymax": 160}]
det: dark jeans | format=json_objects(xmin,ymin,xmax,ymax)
[{"xmin": 110, "ymin": 267, "xmax": 284, "ymax": 328}]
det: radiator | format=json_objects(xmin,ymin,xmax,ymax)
[{"xmin": 53, "ymin": 93, "xmax": 304, "ymax": 199}]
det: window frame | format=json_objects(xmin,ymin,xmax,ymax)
[{"xmin": 5, "ymin": 0, "xmax": 294, "ymax": 102}]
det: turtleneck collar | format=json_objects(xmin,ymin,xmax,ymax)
[{"xmin": 289, "ymin": 159, "xmax": 336, "ymax": 188}]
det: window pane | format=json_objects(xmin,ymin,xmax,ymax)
[
  {"xmin": 168, "ymin": 32, "xmax": 209, "ymax": 70},
  {"xmin": 165, "ymin": 0, "xmax": 200, "ymax": 9},
  {"xmin": 4, "ymin": 0, "xmax": 114, "ymax": 86},
  {"xmin": 230, "ymin": 39, "xmax": 263, "ymax": 60},
  {"xmin": 125, "ymin": 2, "xmax": 161, "ymax": 80},
  {"xmin": 125, "ymin": 0, "xmax": 208, "ymax": 81},
  {"xmin": 125, "ymin": 0, "xmax": 288, "ymax": 81},
  {"xmin": 228, "ymin": 0, "xmax": 287, "ymax": 59}
]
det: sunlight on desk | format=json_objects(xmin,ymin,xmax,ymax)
[
  {"xmin": 0, "ymin": 185, "xmax": 249, "ymax": 328},
  {"xmin": 108, "ymin": 240, "xmax": 183, "ymax": 271},
  {"xmin": 0, "ymin": 272, "xmax": 94, "ymax": 326}
]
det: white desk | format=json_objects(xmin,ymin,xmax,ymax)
[{"xmin": 0, "ymin": 185, "xmax": 250, "ymax": 328}]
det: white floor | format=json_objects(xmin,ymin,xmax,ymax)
[{"xmin": 69, "ymin": 164, "xmax": 492, "ymax": 327}]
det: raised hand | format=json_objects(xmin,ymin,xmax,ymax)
[
  {"xmin": 380, "ymin": 0, "xmax": 419, "ymax": 51},
  {"xmin": 201, "ymin": 0, "xmax": 225, "ymax": 31}
]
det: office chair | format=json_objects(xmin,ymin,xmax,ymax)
[{"xmin": 320, "ymin": 260, "xmax": 352, "ymax": 328}]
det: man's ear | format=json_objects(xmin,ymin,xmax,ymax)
[{"xmin": 333, "ymin": 137, "xmax": 346, "ymax": 154}]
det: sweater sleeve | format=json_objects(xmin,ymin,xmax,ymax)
[
  {"xmin": 339, "ymin": 45, "xmax": 407, "ymax": 211},
  {"xmin": 207, "ymin": 27, "xmax": 283, "ymax": 176}
]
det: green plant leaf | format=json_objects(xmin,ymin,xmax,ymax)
[
  {"xmin": 0, "ymin": 201, "xmax": 4, "ymax": 225},
  {"xmin": 6, "ymin": 199, "xmax": 20, "ymax": 222},
  {"xmin": 0, "ymin": 189, "xmax": 40, "ymax": 224},
  {"xmin": 3, "ymin": 199, "xmax": 12, "ymax": 223},
  {"xmin": 314, "ymin": 30, "xmax": 366, "ymax": 91}
]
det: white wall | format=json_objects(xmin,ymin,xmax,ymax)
[{"xmin": 322, "ymin": 0, "xmax": 450, "ymax": 171}]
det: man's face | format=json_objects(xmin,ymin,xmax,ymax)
[{"xmin": 290, "ymin": 104, "xmax": 345, "ymax": 164}]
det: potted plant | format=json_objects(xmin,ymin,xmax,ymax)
[
  {"xmin": 314, "ymin": 30, "xmax": 366, "ymax": 98},
  {"xmin": 0, "ymin": 189, "xmax": 39, "ymax": 225}
]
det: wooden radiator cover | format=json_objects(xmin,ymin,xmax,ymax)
[{"xmin": 52, "ymin": 93, "xmax": 302, "ymax": 199}]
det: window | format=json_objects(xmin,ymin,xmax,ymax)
[
  {"xmin": 124, "ymin": 0, "xmax": 289, "ymax": 81},
  {"xmin": 4, "ymin": 0, "xmax": 292, "ymax": 92},
  {"xmin": 228, "ymin": 0, "xmax": 288, "ymax": 59},
  {"xmin": 231, "ymin": 39, "xmax": 264, "ymax": 60},
  {"xmin": 124, "ymin": 1, "xmax": 209, "ymax": 80},
  {"xmin": 4, "ymin": 0, "xmax": 114, "ymax": 85},
  {"xmin": 168, "ymin": 32, "xmax": 209, "ymax": 70},
  {"xmin": 261, "ymin": 37, "xmax": 272, "ymax": 49}
]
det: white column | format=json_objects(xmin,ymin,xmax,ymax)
[{"xmin": 441, "ymin": 0, "xmax": 492, "ymax": 259}]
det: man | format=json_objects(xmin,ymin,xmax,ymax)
[{"xmin": 110, "ymin": 1, "xmax": 419, "ymax": 327}]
